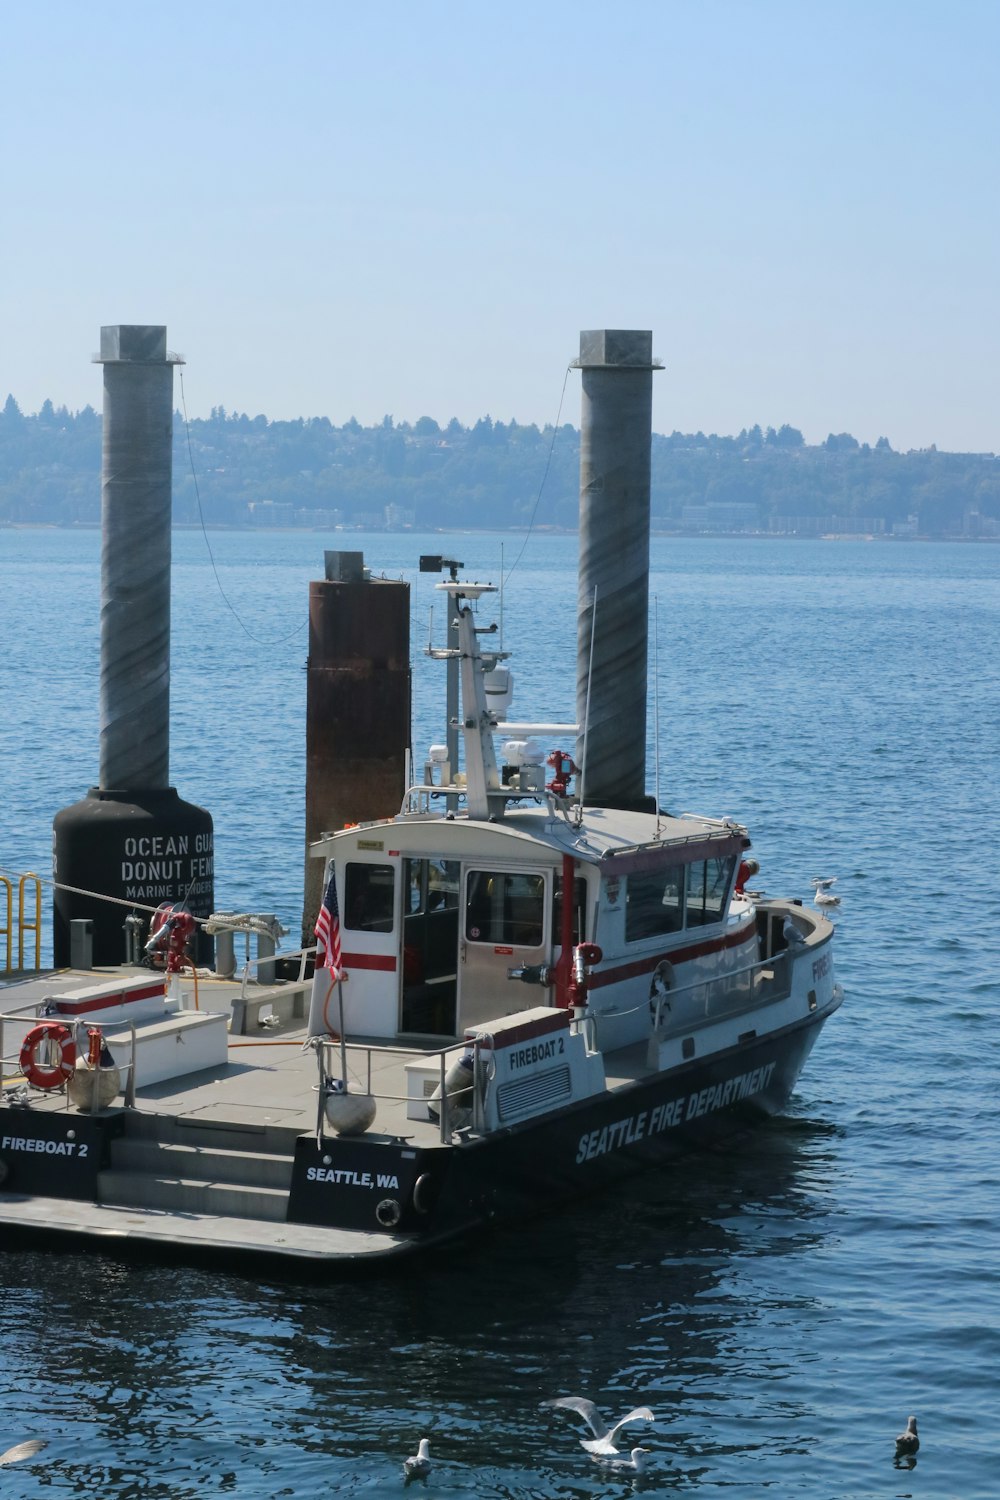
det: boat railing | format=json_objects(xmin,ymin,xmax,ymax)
[
  {"xmin": 312, "ymin": 1033, "xmax": 460, "ymax": 1145},
  {"xmin": 401, "ymin": 783, "xmax": 465, "ymax": 815},
  {"xmin": 311, "ymin": 1025, "xmax": 521, "ymax": 1145},
  {"xmin": 231, "ymin": 943, "xmax": 313, "ymax": 997},
  {"xmin": 648, "ymin": 950, "xmax": 794, "ymax": 1032},
  {"xmin": 0, "ymin": 1006, "xmax": 138, "ymax": 1109}
]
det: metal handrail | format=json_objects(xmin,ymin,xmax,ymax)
[
  {"xmin": 0, "ymin": 874, "xmax": 42, "ymax": 974},
  {"xmin": 237, "ymin": 943, "xmax": 316, "ymax": 997},
  {"xmin": 312, "ymin": 1031, "xmax": 494, "ymax": 1145},
  {"xmin": 402, "ymin": 784, "xmax": 455, "ymax": 815},
  {"xmin": 17, "ymin": 875, "xmax": 41, "ymax": 972},
  {"xmin": 648, "ymin": 950, "xmax": 796, "ymax": 1031},
  {"xmin": 0, "ymin": 876, "xmax": 11, "ymax": 972},
  {"xmin": 0, "ymin": 1008, "xmax": 138, "ymax": 1110}
]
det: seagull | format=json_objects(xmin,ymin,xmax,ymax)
[
  {"xmin": 403, "ymin": 1437, "xmax": 431, "ymax": 1481},
  {"xmin": 894, "ymin": 1415, "xmax": 919, "ymax": 1461},
  {"xmin": 811, "ymin": 876, "xmax": 841, "ymax": 908},
  {"xmin": 782, "ymin": 914, "xmax": 807, "ymax": 948},
  {"xmin": 593, "ymin": 1446, "xmax": 651, "ymax": 1473},
  {"xmin": 0, "ymin": 1439, "xmax": 48, "ymax": 1467},
  {"xmin": 542, "ymin": 1396, "xmax": 655, "ymax": 1455}
]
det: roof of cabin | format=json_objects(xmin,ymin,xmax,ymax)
[{"xmin": 314, "ymin": 803, "xmax": 747, "ymax": 870}]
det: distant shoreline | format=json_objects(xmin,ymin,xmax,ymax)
[{"xmin": 3, "ymin": 521, "xmax": 997, "ymax": 543}]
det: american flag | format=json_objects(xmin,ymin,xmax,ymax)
[{"xmin": 314, "ymin": 868, "xmax": 342, "ymax": 978}]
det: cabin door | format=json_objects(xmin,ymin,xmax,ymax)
[
  {"xmin": 458, "ymin": 864, "xmax": 550, "ymax": 1031},
  {"xmin": 399, "ymin": 857, "xmax": 460, "ymax": 1036}
]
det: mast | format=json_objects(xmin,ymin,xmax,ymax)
[{"xmin": 440, "ymin": 583, "xmax": 504, "ymax": 821}]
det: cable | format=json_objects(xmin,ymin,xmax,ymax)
[
  {"xmin": 178, "ymin": 372, "xmax": 307, "ymax": 647},
  {"xmin": 502, "ymin": 364, "xmax": 572, "ymax": 587}
]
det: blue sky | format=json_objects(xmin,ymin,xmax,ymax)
[{"xmin": 2, "ymin": 1, "xmax": 997, "ymax": 450}]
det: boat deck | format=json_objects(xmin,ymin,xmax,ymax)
[
  {"xmin": 0, "ymin": 1192, "xmax": 412, "ymax": 1263},
  {"xmin": 0, "ymin": 967, "xmax": 660, "ymax": 1263},
  {"xmin": 1, "ymin": 968, "xmax": 467, "ymax": 1148},
  {"xmin": 129, "ymin": 1028, "xmax": 453, "ymax": 1147},
  {"xmin": 0, "ymin": 967, "xmax": 659, "ymax": 1144},
  {"xmin": 0, "ymin": 970, "xmax": 459, "ymax": 1260},
  {"xmin": 0, "ymin": 965, "xmax": 698, "ymax": 1145},
  {"xmin": 0, "ymin": 953, "xmax": 837, "ymax": 1265}
]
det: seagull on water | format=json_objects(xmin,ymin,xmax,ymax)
[
  {"xmin": 894, "ymin": 1415, "xmax": 919, "ymax": 1461},
  {"xmin": 403, "ymin": 1437, "xmax": 431, "ymax": 1481},
  {"xmin": 0, "ymin": 1440, "xmax": 48, "ymax": 1467},
  {"xmin": 542, "ymin": 1396, "xmax": 655, "ymax": 1455},
  {"xmin": 593, "ymin": 1446, "xmax": 651, "ymax": 1474},
  {"xmin": 811, "ymin": 876, "xmax": 841, "ymax": 908}
]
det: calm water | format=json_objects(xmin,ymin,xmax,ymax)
[{"xmin": 1, "ymin": 527, "xmax": 999, "ymax": 1497}]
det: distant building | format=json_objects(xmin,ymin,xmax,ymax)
[
  {"xmin": 770, "ymin": 514, "xmax": 886, "ymax": 536},
  {"xmin": 680, "ymin": 501, "xmax": 760, "ymax": 531},
  {"xmin": 962, "ymin": 508, "xmax": 998, "ymax": 538},
  {"xmin": 247, "ymin": 500, "xmax": 294, "ymax": 526},
  {"xmin": 295, "ymin": 507, "xmax": 344, "ymax": 528}
]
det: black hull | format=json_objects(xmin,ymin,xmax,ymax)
[
  {"xmin": 427, "ymin": 1007, "xmax": 831, "ymax": 1242},
  {"xmin": 0, "ymin": 1005, "xmax": 837, "ymax": 1269},
  {"xmin": 285, "ymin": 1002, "xmax": 837, "ymax": 1256}
]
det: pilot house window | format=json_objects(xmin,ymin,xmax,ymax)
[
  {"xmin": 685, "ymin": 856, "xmax": 736, "ymax": 927},
  {"xmin": 406, "ymin": 858, "xmax": 460, "ymax": 914},
  {"xmin": 624, "ymin": 865, "xmax": 684, "ymax": 942}
]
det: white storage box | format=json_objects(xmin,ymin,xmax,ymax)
[
  {"xmin": 105, "ymin": 1011, "xmax": 229, "ymax": 1089},
  {"xmin": 404, "ymin": 1059, "xmax": 442, "ymax": 1121}
]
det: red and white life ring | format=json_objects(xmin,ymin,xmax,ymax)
[{"xmin": 19, "ymin": 1022, "xmax": 76, "ymax": 1090}]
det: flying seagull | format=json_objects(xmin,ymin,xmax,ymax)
[
  {"xmin": 403, "ymin": 1437, "xmax": 431, "ymax": 1481},
  {"xmin": 894, "ymin": 1415, "xmax": 919, "ymax": 1461},
  {"xmin": 542, "ymin": 1396, "xmax": 655, "ymax": 1455},
  {"xmin": 0, "ymin": 1440, "xmax": 48, "ymax": 1467}
]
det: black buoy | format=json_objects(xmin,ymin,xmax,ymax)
[
  {"xmin": 52, "ymin": 326, "xmax": 214, "ymax": 967},
  {"xmin": 53, "ymin": 789, "xmax": 214, "ymax": 967}
]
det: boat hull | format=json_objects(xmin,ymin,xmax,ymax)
[
  {"xmin": 389, "ymin": 1000, "xmax": 838, "ymax": 1245},
  {"xmin": 0, "ymin": 999, "xmax": 838, "ymax": 1267},
  {"xmin": 280, "ymin": 996, "xmax": 840, "ymax": 1256}
]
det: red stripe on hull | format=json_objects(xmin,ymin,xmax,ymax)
[
  {"xmin": 55, "ymin": 981, "xmax": 167, "ymax": 1016},
  {"xmin": 589, "ymin": 922, "xmax": 756, "ymax": 989},
  {"xmin": 467, "ymin": 1011, "xmax": 570, "ymax": 1050},
  {"xmin": 343, "ymin": 952, "xmax": 397, "ymax": 973}
]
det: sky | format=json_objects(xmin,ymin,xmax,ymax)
[{"xmin": 2, "ymin": 1, "xmax": 997, "ymax": 452}]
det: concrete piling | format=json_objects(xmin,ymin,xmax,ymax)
[
  {"xmin": 303, "ymin": 552, "xmax": 410, "ymax": 943},
  {"xmin": 52, "ymin": 326, "xmax": 214, "ymax": 966},
  {"xmin": 574, "ymin": 330, "xmax": 661, "ymax": 811}
]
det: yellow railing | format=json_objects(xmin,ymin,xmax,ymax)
[
  {"xmin": 0, "ymin": 874, "xmax": 42, "ymax": 973},
  {"xmin": 0, "ymin": 877, "xmax": 9, "ymax": 971}
]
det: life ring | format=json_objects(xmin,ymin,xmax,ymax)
[{"xmin": 19, "ymin": 1022, "xmax": 76, "ymax": 1090}]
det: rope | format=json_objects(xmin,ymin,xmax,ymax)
[
  {"xmin": 0, "ymin": 869, "xmax": 166, "ymax": 920},
  {"xmin": 0, "ymin": 870, "xmax": 290, "ymax": 948},
  {"xmin": 177, "ymin": 372, "xmax": 306, "ymax": 647},
  {"xmin": 203, "ymin": 913, "xmax": 289, "ymax": 942},
  {"xmin": 502, "ymin": 364, "xmax": 572, "ymax": 587},
  {"xmin": 180, "ymin": 956, "xmax": 200, "ymax": 1010}
]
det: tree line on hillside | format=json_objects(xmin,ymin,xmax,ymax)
[{"xmin": 1, "ymin": 394, "xmax": 998, "ymax": 537}]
